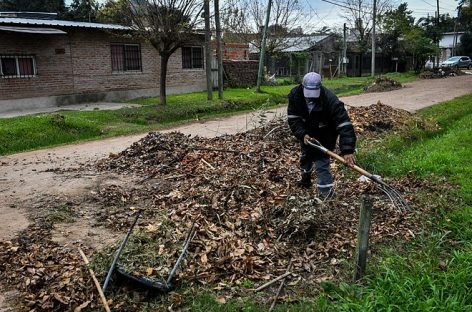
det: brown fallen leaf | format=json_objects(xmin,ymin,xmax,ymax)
[
  {"xmin": 74, "ymin": 300, "xmax": 91, "ymax": 312},
  {"xmin": 215, "ymin": 297, "xmax": 226, "ymax": 304}
]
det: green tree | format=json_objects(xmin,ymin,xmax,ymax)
[
  {"xmin": 457, "ymin": 1, "xmax": 472, "ymax": 55},
  {"xmin": 417, "ymin": 14, "xmax": 455, "ymax": 44},
  {"xmin": 458, "ymin": 0, "xmax": 472, "ymax": 29},
  {"xmin": 457, "ymin": 31, "xmax": 472, "ymax": 55},
  {"xmin": 65, "ymin": 0, "xmax": 100, "ymax": 22},
  {"xmin": 97, "ymin": 0, "xmax": 132, "ymax": 25},
  {"xmin": 0, "ymin": 0, "xmax": 66, "ymax": 14},
  {"xmin": 379, "ymin": 3, "xmax": 415, "ymax": 57},
  {"xmin": 403, "ymin": 27, "xmax": 437, "ymax": 72}
]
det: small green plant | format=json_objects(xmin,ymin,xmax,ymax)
[{"xmin": 43, "ymin": 204, "xmax": 77, "ymax": 223}]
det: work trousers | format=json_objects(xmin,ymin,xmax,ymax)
[{"xmin": 300, "ymin": 142, "xmax": 334, "ymax": 195}]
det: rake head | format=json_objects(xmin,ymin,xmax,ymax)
[{"xmin": 371, "ymin": 177, "xmax": 410, "ymax": 213}]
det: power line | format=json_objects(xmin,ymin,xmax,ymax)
[
  {"xmin": 410, "ymin": 0, "xmax": 450, "ymax": 11},
  {"xmin": 320, "ymin": 0, "xmax": 358, "ymax": 11},
  {"xmin": 305, "ymin": 0, "xmax": 335, "ymax": 28}
]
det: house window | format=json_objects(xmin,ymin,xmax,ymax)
[
  {"xmin": 111, "ymin": 43, "xmax": 142, "ymax": 72},
  {"xmin": 0, "ymin": 55, "xmax": 36, "ymax": 78},
  {"xmin": 182, "ymin": 46, "xmax": 203, "ymax": 69}
]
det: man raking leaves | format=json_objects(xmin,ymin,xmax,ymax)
[
  {"xmin": 287, "ymin": 72, "xmax": 356, "ymax": 200},
  {"xmin": 288, "ymin": 72, "xmax": 409, "ymax": 211}
]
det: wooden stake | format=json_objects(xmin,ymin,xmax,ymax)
[
  {"xmin": 255, "ymin": 271, "xmax": 293, "ymax": 292},
  {"xmin": 78, "ymin": 248, "xmax": 111, "ymax": 312},
  {"xmin": 353, "ymin": 197, "xmax": 373, "ymax": 282},
  {"xmin": 269, "ymin": 260, "xmax": 292, "ymax": 311}
]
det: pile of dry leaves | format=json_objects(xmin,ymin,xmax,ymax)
[
  {"xmin": 0, "ymin": 103, "xmax": 437, "ymax": 311},
  {"xmin": 364, "ymin": 77, "xmax": 402, "ymax": 93}
]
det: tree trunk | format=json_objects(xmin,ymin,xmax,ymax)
[
  {"xmin": 358, "ymin": 52, "xmax": 363, "ymax": 77},
  {"xmin": 204, "ymin": 0, "xmax": 213, "ymax": 100},
  {"xmin": 214, "ymin": 0, "xmax": 224, "ymax": 99},
  {"xmin": 160, "ymin": 53, "xmax": 169, "ymax": 106}
]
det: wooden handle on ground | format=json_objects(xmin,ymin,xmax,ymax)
[{"xmin": 78, "ymin": 247, "xmax": 111, "ymax": 312}]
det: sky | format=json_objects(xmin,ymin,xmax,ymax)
[
  {"xmin": 65, "ymin": 0, "xmax": 461, "ymax": 30},
  {"xmin": 310, "ymin": 0, "xmax": 460, "ymax": 29}
]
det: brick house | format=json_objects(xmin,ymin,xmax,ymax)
[{"xmin": 0, "ymin": 12, "xmax": 206, "ymax": 113}]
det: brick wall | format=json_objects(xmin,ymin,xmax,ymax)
[
  {"xmin": 223, "ymin": 60, "xmax": 259, "ymax": 87},
  {"xmin": 0, "ymin": 28, "xmax": 206, "ymax": 102},
  {"xmin": 212, "ymin": 41, "xmax": 249, "ymax": 60},
  {"xmin": 0, "ymin": 31, "xmax": 74, "ymax": 99}
]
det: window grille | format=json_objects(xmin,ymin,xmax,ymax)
[
  {"xmin": 182, "ymin": 46, "xmax": 204, "ymax": 69},
  {"xmin": 0, "ymin": 55, "xmax": 36, "ymax": 78},
  {"xmin": 111, "ymin": 44, "xmax": 142, "ymax": 72}
]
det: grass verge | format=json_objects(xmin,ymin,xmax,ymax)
[
  {"xmin": 315, "ymin": 94, "xmax": 472, "ymax": 310},
  {"xmin": 0, "ymin": 72, "xmax": 416, "ymax": 155}
]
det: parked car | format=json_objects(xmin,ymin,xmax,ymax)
[{"xmin": 440, "ymin": 56, "xmax": 472, "ymax": 69}]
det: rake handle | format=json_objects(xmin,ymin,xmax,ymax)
[
  {"xmin": 306, "ymin": 141, "xmax": 375, "ymax": 180},
  {"xmin": 325, "ymin": 149, "xmax": 373, "ymax": 178}
]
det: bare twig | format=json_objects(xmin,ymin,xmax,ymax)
[
  {"xmin": 269, "ymin": 259, "xmax": 293, "ymax": 311},
  {"xmin": 255, "ymin": 271, "xmax": 293, "ymax": 292},
  {"xmin": 77, "ymin": 248, "xmax": 111, "ymax": 312},
  {"xmin": 263, "ymin": 126, "xmax": 282, "ymax": 139},
  {"xmin": 201, "ymin": 158, "xmax": 216, "ymax": 170},
  {"xmin": 189, "ymin": 146, "xmax": 241, "ymax": 154}
]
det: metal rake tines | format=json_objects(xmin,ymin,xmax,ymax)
[{"xmin": 375, "ymin": 181, "xmax": 409, "ymax": 212}]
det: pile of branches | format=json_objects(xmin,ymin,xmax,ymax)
[{"xmin": 0, "ymin": 103, "xmax": 431, "ymax": 311}]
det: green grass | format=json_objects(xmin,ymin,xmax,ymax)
[
  {"xmin": 0, "ymin": 72, "xmax": 417, "ymax": 155},
  {"xmin": 309, "ymin": 94, "xmax": 472, "ymax": 311}
]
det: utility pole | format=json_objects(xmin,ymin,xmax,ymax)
[
  {"xmin": 204, "ymin": 0, "xmax": 213, "ymax": 100},
  {"xmin": 88, "ymin": 0, "xmax": 92, "ymax": 22},
  {"xmin": 343, "ymin": 23, "xmax": 347, "ymax": 75},
  {"xmin": 436, "ymin": 0, "xmax": 440, "ymax": 67},
  {"xmin": 452, "ymin": 5, "xmax": 462, "ymax": 56},
  {"xmin": 214, "ymin": 0, "xmax": 224, "ymax": 99},
  {"xmin": 256, "ymin": 0, "xmax": 273, "ymax": 93},
  {"xmin": 371, "ymin": 0, "xmax": 376, "ymax": 77}
]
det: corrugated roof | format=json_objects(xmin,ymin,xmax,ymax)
[
  {"xmin": 280, "ymin": 35, "xmax": 329, "ymax": 52},
  {"xmin": 249, "ymin": 35, "xmax": 330, "ymax": 53},
  {"xmin": 0, "ymin": 17, "xmax": 129, "ymax": 30},
  {"xmin": 0, "ymin": 25, "xmax": 67, "ymax": 34}
]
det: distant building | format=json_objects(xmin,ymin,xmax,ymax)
[
  {"xmin": 439, "ymin": 32, "xmax": 465, "ymax": 60},
  {"xmin": 249, "ymin": 34, "xmax": 341, "ymax": 79},
  {"xmin": 0, "ymin": 12, "xmax": 206, "ymax": 113}
]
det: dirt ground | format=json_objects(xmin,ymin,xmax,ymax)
[{"xmin": 0, "ymin": 75, "xmax": 470, "ymax": 310}]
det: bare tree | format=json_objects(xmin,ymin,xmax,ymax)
[
  {"xmin": 341, "ymin": 0, "xmax": 391, "ymax": 75},
  {"xmin": 221, "ymin": 0, "xmax": 310, "ymax": 55},
  {"xmin": 125, "ymin": 0, "xmax": 204, "ymax": 105}
]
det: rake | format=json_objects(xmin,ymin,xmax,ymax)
[{"xmin": 306, "ymin": 140, "xmax": 409, "ymax": 212}]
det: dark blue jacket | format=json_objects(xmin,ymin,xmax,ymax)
[{"xmin": 287, "ymin": 84, "xmax": 356, "ymax": 155}]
